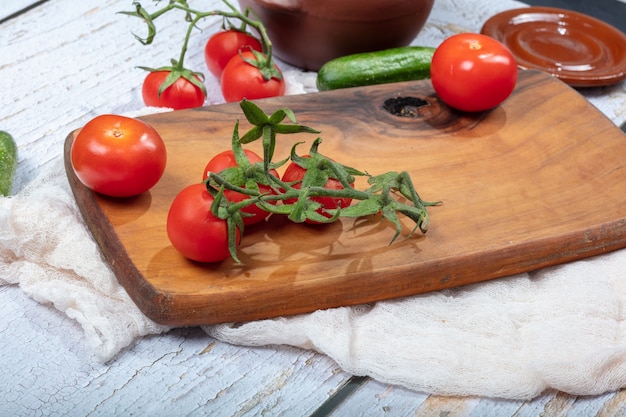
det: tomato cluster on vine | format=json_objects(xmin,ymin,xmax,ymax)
[
  {"xmin": 124, "ymin": 1, "xmax": 286, "ymax": 110},
  {"xmin": 164, "ymin": 100, "xmax": 439, "ymax": 264},
  {"xmin": 166, "ymin": 148, "xmax": 352, "ymax": 263}
]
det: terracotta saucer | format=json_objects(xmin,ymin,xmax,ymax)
[{"xmin": 481, "ymin": 7, "xmax": 626, "ymax": 87}]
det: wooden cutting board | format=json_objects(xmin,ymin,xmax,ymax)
[{"xmin": 64, "ymin": 70, "xmax": 626, "ymax": 326}]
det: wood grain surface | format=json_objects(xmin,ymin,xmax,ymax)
[{"xmin": 64, "ymin": 70, "xmax": 626, "ymax": 326}]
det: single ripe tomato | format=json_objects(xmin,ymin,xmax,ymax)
[
  {"xmin": 220, "ymin": 51, "xmax": 286, "ymax": 103},
  {"xmin": 430, "ymin": 33, "xmax": 518, "ymax": 112},
  {"xmin": 282, "ymin": 156, "xmax": 354, "ymax": 224},
  {"xmin": 167, "ymin": 183, "xmax": 240, "ymax": 263},
  {"xmin": 203, "ymin": 149, "xmax": 278, "ymax": 226},
  {"xmin": 71, "ymin": 114, "xmax": 167, "ymax": 197},
  {"xmin": 142, "ymin": 70, "xmax": 206, "ymax": 110},
  {"xmin": 204, "ymin": 30, "xmax": 263, "ymax": 78}
]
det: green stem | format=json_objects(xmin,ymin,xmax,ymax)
[
  {"xmin": 221, "ymin": 0, "xmax": 273, "ymax": 58},
  {"xmin": 176, "ymin": 14, "xmax": 202, "ymax": 68}
]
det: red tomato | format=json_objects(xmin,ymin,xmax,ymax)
[
  {"xmin": 204, "ymin": 30, "xmax": 262, "ymax": 78},
  {"xmin": 71, "ymin": 114, "xmax": 167, "ymax": 197},
  {"xmin": 220, "ymin": 51, "xmax": 285, "ymax": 103},
  {"xmin": 203, "ymin": 149, "xmax": 278, "ymax": 226},
  {"xmin": 167, "ymin": 183, "xmax": 240, "ymax": 263},
  {"xmin": 430, "ymin": 33, "xmax": 518, "ymax": 112},
  {"xmin": 142, "ymin": 70, "xmax": 206, "ymax": 110},
  {"xmin": 282, "ymin": 156, "xmax": 354, "ymax": 224}
]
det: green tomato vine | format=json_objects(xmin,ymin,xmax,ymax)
[{"xmin": 207, "ymin": 100, "xmax": 441, "ymax": 263}]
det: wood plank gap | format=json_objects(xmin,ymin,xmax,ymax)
[
  {"xmin": 308, "ymin": 376, "xmax": 369, "ymax": 417},
  {"xmin": 0, "ymin": 0, "xmax": 51, "ymax": 25}
]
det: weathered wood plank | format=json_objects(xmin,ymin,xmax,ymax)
[
  {"xmin": 0, "ymin": 0, "xmax": 46, "ymax": 22},
  {"xmin": 0, "ymin": 286, "xmax": 352, "ymax": 415}
]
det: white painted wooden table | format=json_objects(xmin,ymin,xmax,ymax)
[{"xmin": 2, "ymin": 1, "xmax": 626, "ymax": 416}]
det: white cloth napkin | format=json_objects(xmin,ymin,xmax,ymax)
[{"xmin": 0, "ymin": 165, "xmax": 170, "ymax": 360}]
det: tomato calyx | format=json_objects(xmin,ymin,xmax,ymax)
[
  {"xmin": 207, "ymin": 184, "xmax": 245, "ymax": 263},
  {"xmin": 138, "ymin": 59, "xmax": 207, "ymax": 97},
  {"xmin": 237, "ymin": 49, "xmax": 283, "ymax": 82}
]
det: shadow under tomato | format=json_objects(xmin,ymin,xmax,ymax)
[
  {"xmin": 96, "ymin": 190, "xmax": 153, "ymax": 227},
  {"xmin": 259, "ymin": 214, "xmax": 346, "ymax": 257},
  {"xmin": 144, "ymin": 209, "xmax": 428, "ymax": 290}
]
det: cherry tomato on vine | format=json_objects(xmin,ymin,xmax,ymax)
[
  {"xmin": 167, "ymin": 183, "xmax": 240, "ymax": 263},
  {"xmin": 204, "ymin": 30, "xmax": 263, "ymax": 78},
  {"xmin": 203, "ymin": 149, "xmax": 278, "ymax": 226},
  {"xmin": 71, "ymin": 114, "xmax": 166, "ymax": 197},
  {"xmin": 430, "ymin": 33, "xmax": 518, "ymax": 112},
  {"xmin": 220, "ymin": 51, "xmax": 285, "ymax": 103},
  {"xmin": 142, "ymin": 70, "xmax": 206, "ymax": 110},
  {"xmin": 282, "ymin": 156, "xmax": 354, "ymax": 224}
]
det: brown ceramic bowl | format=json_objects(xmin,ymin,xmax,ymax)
[{"xmin": 238, "ymin": 0, "xmax": 435, "ymax": 70}]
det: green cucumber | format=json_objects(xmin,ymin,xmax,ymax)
[
  {"xmin": 316, "ymin": 46, "xmax": 436, "ymax": 91},
  {"xmin": 0, "ymin": 131, "xmax": 18, "ymax": 196}
]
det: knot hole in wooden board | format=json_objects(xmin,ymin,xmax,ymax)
[
  {"xmin": 380, "ymin": 95, "xmax": 489, "ymax": 134},
  {"xmin": 383, "ymin": 96, "xmax": 429, "ymax": 118}
]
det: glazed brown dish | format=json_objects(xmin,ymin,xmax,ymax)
[
  {"xmin": 481, "ymin": 7, "xmax": 626, "ymax": 87},
  {"xmin": 238, "ymin": 0, "xmax": 435, "ymax": 70}
]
